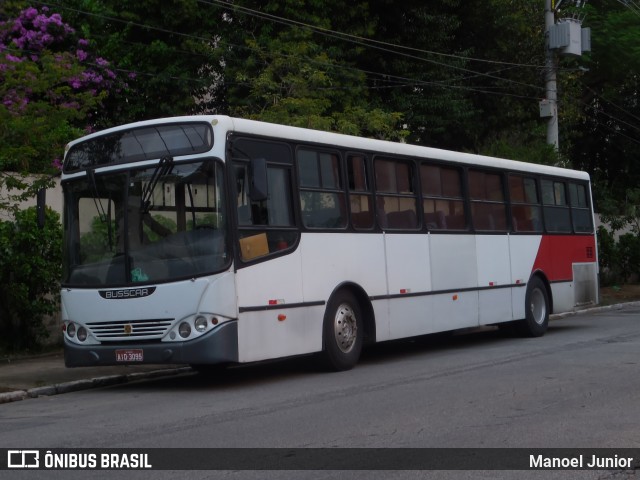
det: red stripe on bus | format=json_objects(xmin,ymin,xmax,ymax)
[{"xmin": 532, "ymin": 235, "xmax": 596, "ymax": 282}]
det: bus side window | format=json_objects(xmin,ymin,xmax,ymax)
[
  {"xmin": 469, "ymin": 170, "xmax": 508, "ymax": 232},
  {"xmin": 509, "ymin": 174, "xmax": 542, "ymax": 233},
  {"xmin": 421, "ymin": 163, "xmax": 467, "ymax": 231},
  {"xmin": 297, "ymin": 148, "xmax": 347, "ymax": 229},
  {"xmin": 541, "ymin": 179, "xmax": 571, "ymax": 233},
  {"xmin": 347, "ymin": 154, "xmax": 374, "ymax": 230},
  {"xmin": 374, "ymin": 158, "xmax": 419, "ymax": 230},
  {"xmin": 569, "ymin": 182, "xmax": 593, "ymax": 233}
]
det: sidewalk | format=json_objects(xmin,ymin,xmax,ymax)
[{"xmin": 0, "ymin": 350, "xmax": 190, "ymax": 404}]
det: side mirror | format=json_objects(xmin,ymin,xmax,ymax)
[
  {"xmin": 249, "ymin": 157, "xmax": 268, "ymax": 202},
  {"xmin": 36, "ymin": 188, "xmax": 46, "ymax": 229}
]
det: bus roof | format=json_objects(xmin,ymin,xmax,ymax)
[{"xmin": 66, "ymin": 115, "xmax": 590, "ymax": 181}]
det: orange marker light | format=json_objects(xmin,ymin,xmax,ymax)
[
  {"xmin": 278, "ymin": 314, "xmax": 287, "ymax": 322},
  {"xmin": 452, "ymin": 294, "xmax": 458, "ymax": 301}
]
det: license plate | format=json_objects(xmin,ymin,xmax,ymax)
[{"xmin": 115, "ymin": 349, "xmax": 143, "ymax": 362}]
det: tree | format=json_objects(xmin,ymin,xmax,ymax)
[
  {"xmin": 569, "ymin": 0, "xmax": 640, "ymax": 209},
  {"xmin": 0, "ymin": 206, "xmax": 62, "ymax": 351},
  {"xmin": 451, "ymin": 0, "xmax": 560, "ymax": 164},
  {"xmin": 215, "ymin": 0, "xmax": 405, "ymax": 139},
  {"xmin": 61, "ymin": 0, "xmax": 225, "ymax": 124},
  {"xmin": 0, "ymin": 4, "xmax": 125, "ymax": 213},
  {"xmin": 360, "ymin": 0, "xmax": 477, "ymax": 149}
]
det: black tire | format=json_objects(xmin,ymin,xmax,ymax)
[
  {"xmin": 515, "ymin": 276, "xmax": 550, "ymax": 337},
  {"xmin": 321, "ymin": 290, "xmax": 363, "ymax": 371}
]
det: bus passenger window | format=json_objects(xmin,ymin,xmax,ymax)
[
  {"xmin": 375, "ymin": 158, "xmax": 418, "ymax": 230},
  {"xmin": 421, "ymin": 164, "xmax": 466, "ymax": 230},
  {"xmin": 569, "ymin": 183, "xmax": 593, "ymax": 233},
  {"xmin": 297, "ymin": 149, "xmax": 347, "ymax": 229},
  {"xmin": 347, "ymin": 155, "xmax": 374, "ymax": 229},
  {"xmin": 541, "ymin": 179, "xmax": 571, "ymax": 233},
  {"xmin": 469, "ymin": 170, "xmax": 507, "ymax": 232},
  {"xmin": 509, "ymin": 175, "xmax": 542, "ymax": 233}
]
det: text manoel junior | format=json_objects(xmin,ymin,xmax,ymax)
[{"xmin": 530, "ymin": 454, "xmax": 634, "ymax": 469}]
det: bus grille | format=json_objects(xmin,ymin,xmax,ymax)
[{"xmin": 86, "ymin": 318, "xmax": 174, "ymax": 340}]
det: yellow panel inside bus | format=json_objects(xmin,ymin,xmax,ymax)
[{"xmin": 239, "ymin": 233, "xmax": 269, "ymax": 261}]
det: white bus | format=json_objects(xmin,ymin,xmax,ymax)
[{"xmin": 59, "ymin": 116, "xmax": 598, "ymax": 371}]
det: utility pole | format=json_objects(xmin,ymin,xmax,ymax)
[
  {"xmin": 544, "ymin": 0, "xmax": 559, "ymax": 150},
  {"xmin": 540, "ymin": 0, "xmax": 590, "ymax": 152}
]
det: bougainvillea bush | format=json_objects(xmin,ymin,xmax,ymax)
[{"xmin": 0, "ymin": 6, "xmax": 125, "ymax": 207}]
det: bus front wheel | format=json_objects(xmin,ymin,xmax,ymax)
[
  {"xmin": 516, "ymin": 276, "xmax": 550, "ymax": 337},
  {"xmin": 321, "ymin": 290, "xmax": 363, "ymax": 371}
]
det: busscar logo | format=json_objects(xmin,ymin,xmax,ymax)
[
  {"xmin": 8, "ymin": 450, "xmax": 39, "ymax": 468},
  {"xmin": 98, "ymin": 287, "xmax": 156, "ymax": 300}
]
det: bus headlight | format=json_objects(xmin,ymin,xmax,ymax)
[
  {"xmin": 67, "ymin": 322, "xmax": 76, "ymax": 338},
  {"xmin": 178, "ymin": 322, "xmax": 191, "ymax": 338},
  {"xmin": 194, "ymin": 316, "xmax": 208, "ymax": 332},
  {"xmin": 77, "ymin": 326, "xmax": 88, "ymax": 342}
]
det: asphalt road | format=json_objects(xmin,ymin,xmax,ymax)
[{"xmin": 1, "ymin": 305, "xmax": 640, "ymax": 480}]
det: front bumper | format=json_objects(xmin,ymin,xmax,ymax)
[{"xmin": 64, "ymin": 320, "xmax": 238, "ymax": 367}]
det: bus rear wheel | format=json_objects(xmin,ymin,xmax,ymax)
[
  {"xmin": 516, "ymin": 276, "xmax": 550, "ymax": 337},
  {"xmin": 321, "ymin": 290, "xmax": 363, "ymax": 371}
]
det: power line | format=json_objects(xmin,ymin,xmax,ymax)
[
  {"xmin": 198, "ymin": 0, "xmax": 550, "ymax": 70},
  {"xmin": 613, "ymin": 0, "xmax": 640, "ymax": 17},
  {"xmin": 21, "ymin": 0, "xmax": 640, "ymax": 141},
  {"xmin": 29, "ymin": 0, "xmax": 550, "ymax": 101},
  {"xmin": 36, "ymin": 0, "xmax": 548, "ymax": 95}
]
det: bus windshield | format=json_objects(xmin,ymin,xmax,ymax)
[{"xmin": 62, "ymin": 158, "xmax": 228, "ymax": 287}]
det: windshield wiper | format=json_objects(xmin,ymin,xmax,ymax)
[{"xmin": 141, "ymin": 155, "xmax": 173, "ymax": 213}]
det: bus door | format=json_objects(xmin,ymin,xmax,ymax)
[{"xmin": 230, "ymin": 137, "xmax": 306, "ymax": 363}]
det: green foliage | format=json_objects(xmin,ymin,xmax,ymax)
[
  {"xmin": 569, "ymin": 1, "xmax": 640, "ymax": 203},
  {"xmin": 617, "ymin": 233, "xmax": 640, "ymax": 283},
  {"xmin": 80, "ymin": 216, "xmax": 117, "ymax": 264},
  {"xmin": 597, "ymin": 186, "xmax": 640, "ymax": 285},
  {"xmin": 478, "ymin": 122, "xmax": 559, "ymax": 165},
  {"xmin": 598, "ymin": 226, "xmax": 640, "ymax": 286},
  {"xmin": 0, "ymin": 207, "xmax": 62, "ymax": 351},
  {"xmin": 61, "ymin": 0, "xmax": 223, "ymax": 124},
  {"xmin": 597, "ymin": 226, "xmax": 617, "ymax": 285},
  {"xmin": 364, "ymin": 0, "xmax": 477, "ymax": 148},
  {"xmin": 221, "ymin": 0, "xmax": 405, "ymax": 140}
]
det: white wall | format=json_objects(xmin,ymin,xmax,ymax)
[{"xmin": 0, "ymin": 176, "xmax": 62, "ymax": 221}]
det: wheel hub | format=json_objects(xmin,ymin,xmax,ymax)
[{"xmin": 334, "ymin": 303, "xmax": 357, "ymax": 353}]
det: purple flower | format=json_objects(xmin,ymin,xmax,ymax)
[
  {"xmin": 76, "ymin": 49, "xmax": 87, "ymax": 61},
  {"xmin": 23, "ymin": 7, "xmax": 39, "ymax": 21}
]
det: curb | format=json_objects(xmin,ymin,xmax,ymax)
[
  {"xmin": 550, "ymin": 300, "xmax": 640, "ymax": 320},
  {"xmin": 0, "ymin": 366, "xmax": 193, "ymax": 405}
]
